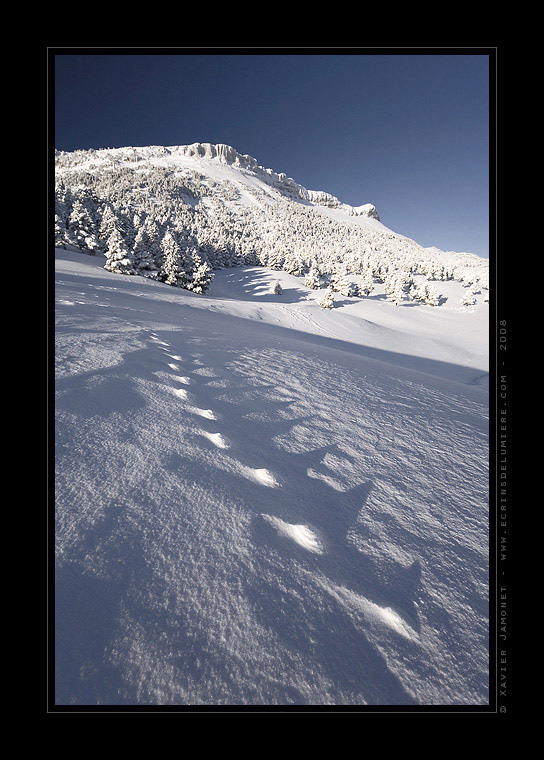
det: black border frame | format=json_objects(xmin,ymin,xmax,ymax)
[{"xmin": 46, "ymin": 45, "xmax": 505, "ymax": 714}]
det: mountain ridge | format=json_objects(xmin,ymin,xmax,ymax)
[{"xmin": 56, "ymin": 141, "xmax": 381, "ymax": 221}]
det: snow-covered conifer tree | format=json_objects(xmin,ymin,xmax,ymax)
[
  {"xmin": 318, "ymin": 287, "xmax": 334, "ymax": 309},
  {"xmin": 283, "ymin": 252, "xmax": 303, "ymax": 275},
  {"xmin": 388, "ymin": 284, "xmax": 404, "ymax": 306},
  {"xmin": 336, "ymin": 278, "xmax": 359, "ymax": 297},
  {"xmin": 425, "ymin": 284, "xmax": 440, "ymax": 306},
  {"xmin": 412, "ymin": 282, "xmax": 440, "ymax": 306},
  {"xmin": 132, "ymin": 221, "xmax": 157, "ymax": 273},
  {"xmin": 72, "ymin": 200, "xmax": 100, "ymax": 252},
  {"xmin": 159, "ymin": 231, "xmax": 186, "ymax": 286},
  {"xmin": 99, "ymin": 206, "xmax": 119, "ymax": 251},
  {"xmin": 187, "ymin": 252, "xmax": 213, "ymax": 294},
  {"xmin": 359, "ymin": 271, "xmax": 374, "ymax": 296},
  {"xmin": 267, "ymin": 252, "xmax": 284, "ymax": 270},
  {"xmin": 273, "ymin": 280, "xmax": 283, "ymax": 295},
  {"xmin": 104, "ymin": 228, "xmax": 135, "ymax": 274},
  {"xmin": 461, "ymin": 289, "xmax": 477, "ymax": 307},
  {"xmin": 304, "ymin": 266, "xmax": 321, "ymax": 289},
  {"xmin": 385, "ymin": 273, "xmax": 405, "ymax": 305},
  {"xmin": 55, "ymin": 214, "xmax": 66, "ymax": 248}
]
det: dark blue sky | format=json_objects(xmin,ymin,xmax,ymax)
[{"xmin": 55, "ymin": 53, "xmax": 490, "ymax": 257}]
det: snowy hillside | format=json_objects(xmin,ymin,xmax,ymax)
[
  {"xmin": 55, "ymin": 142, "xmax": 489, "ymax": 306},
  {"xmin": 55, "ymin": 248, "xmax": 489, "ymax": 706}
]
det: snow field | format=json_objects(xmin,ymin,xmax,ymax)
[{"xmin": 55, "ymin": 250, "xmax": 488, "ymax": 705}]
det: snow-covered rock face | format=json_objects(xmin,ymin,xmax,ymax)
[
  {"xmin": 173, "ymin": 143, "xmax": 379, "ymax": 217},
  {"xmin": 176, "ymin": 142, "xmax": 257, "ymax": 167},
  {"xmin": 351, "ymin": 203, "xmax": 380, "ymax": 219}
]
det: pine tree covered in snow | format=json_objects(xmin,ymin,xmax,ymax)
[
  {"xmin": 461, "ymin": 289, "xmax": 477, "ymax": 307},
  {"xmin": 104, "ymin": 227, "xmax": 135, "ymax": 274},
  {"xmin": 282, "ymin": 252, "xmax": 304, "ymax": 276},
  {"xmin": 424, "ymin": 285, "xmax": 440, "ymax": 306},
  {"xmin": 132, "ymin": 219, "xmax": 158, "ymax": 273},
  {"xmin": 336, "ymin": 278, "xmax": 358, "ymax": 297},
  {"xmin": 99, "ymin": 206, "xmax": 120, "ymax": 251},
  {"xmin": 358, "ymin": 271, "xmax": 374, "ymax": 296},
  {"xmin": 384, "ymin": 272, "xmax": 408, "ymax": 306},
  {"xmin": 69, "ymin": 200, "xmax": 99, "ymax": 252},
  {"xmin": 55, "ymin": 214, "xmax": 66, "ymax": 248},
  {"xmin": 413, "ymin": 283, "xmax": 440, "ymax": 306},
  {"xmin": 304, "ymin": 266, "xmax": 321, "ymax": 290},
  {"xmin": 267, "ymin": 251, "xmax": 285, "ymax": 271},
  {"xmin": 187, "ymin": 252, "xmax": 213, "ymax": 294},
  {"xmin": 159, "ymin": 231, "xmax": 189, "ymax": 286},
  {"xmin": 318, "ymin": 287, "xmax": 334, "ymax": 309}
]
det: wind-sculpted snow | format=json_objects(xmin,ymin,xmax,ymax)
[{"xmin": 55, "ymin": 250, "xmax": 488, "ymax": 706}]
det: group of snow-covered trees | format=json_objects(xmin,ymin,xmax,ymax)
[
  {"xmin": 55, "ymin": 149, "xmax": 489, "ymax": 304},
  {"xmin": 55, "ymin": 177, "xmax": 213, "ymax": 293}
]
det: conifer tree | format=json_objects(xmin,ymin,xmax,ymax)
[
  {"xmin": 267, "ymin": 251, "xmax": 284, "ymax": 270},
  {"xmin": 412, "ymin": 282, "xmax": 440, "ymax": 306},
  {"xmin": 304, "ymin": 266, "xmax": 321, "ymax": 289},
  {"xmin": 132, "ymin": 222, "xmax": 157, "ymax": 273},
  {"xmin": 104, "ymin": 228, "xmax": 135, "ymax": 274},
  {"xmin": 318, "ymin": 287, "xmax": 334, "ymax": 309},
  {"xmin": 54, "ymin": 214, "xmax": 66, "ymax": 248},
  {"xmin": 99, "ymin": 206, "xmax": 119, "ymax": 251},
  {"xmin": 359, "ymin": 271, "xmax": 374, "ymax": 296},
  {"xmin": 424, "ymin": 284, "xmax": 440, "ymax": 306},
  {"xmin": 189, "ymin": 256, "xmax": 213, "ymax": 294},
  {"xmin": 461, "ymin": 289, "xmax": 477, "ymax": 307},
  {"xmin": 159, "ymin": 231, "xmax": 186, "ymax": 286},
  {"xmin": 69, "ymin": 200, "xmax": 99, "ymax": 252}
]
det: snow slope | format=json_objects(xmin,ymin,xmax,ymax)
[{"xmin": 55, "ymin": 249, "xmax": 489, "ymax": 706}]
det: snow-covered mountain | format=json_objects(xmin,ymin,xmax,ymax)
[{"xmin": 54, "ymin": 142, "xmax": 489, "ymax": 304}]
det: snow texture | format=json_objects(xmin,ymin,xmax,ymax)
[{"xmin": 55, "ymin": 249, "xmax": 488, "ymax": 706}]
